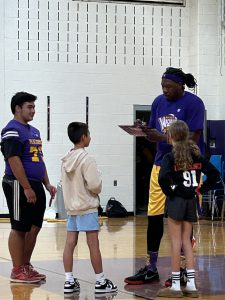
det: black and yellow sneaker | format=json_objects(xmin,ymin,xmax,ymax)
[{"xmin": 124, "ymin": 266, "xmax": 159, "ymax": 285}]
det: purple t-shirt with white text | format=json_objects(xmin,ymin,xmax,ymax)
[
  {"xmin": 1, "ymin": 119, "xmax": 46, "ymax": 181},
  {"xmin": 149, "ymin": 91, "xmax": 205, "ymax": 165}
]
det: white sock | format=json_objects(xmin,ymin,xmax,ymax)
[
  {"xmin": 96, "ymin": 272, "xmax": 105, "ymax": 283},
  {"xmin": 65, "ymin": 272, "xmax": 74, "ymax": 282},
  {"xmin": 170, "ymin": 272, "xmax": 181, "ymax": 291},
  {"xmin": 186, "ymin": 269, "xmax": 197, "ymax": 290}
]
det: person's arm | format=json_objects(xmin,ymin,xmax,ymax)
[
  {"xmin": 143, "ymin": 127, "xmax": 167, "ymax": 142},
  {"xmin": 83, "ymin": 157, "xmax": 102, "ymax": 195},
  {"xmin": 189, "ymin": 129, "xmax": 201, "ymax": 144},
  {"xmin": 186, "ymin": 97, "xmax": 205, "ymax": 147},
  {"xmin": 2, "ymin": 135, "xmax": 37, "ymax": 203},
  {"xmin": 143, "ymin": 127, "xmax": 201, "ymax": 144},
  {"xmin": 198, "ymin": 157, "xmax": 221, "ymax": 195},
  {"xmin": 8, "ymin": 156, "xmax": 37, "ymax": 203},
  {"xmin": 143, "ymin": 97, "xmax": 168, "ymax": 143},
  {"xmin": 158, "ymin": 154, "xmax": 175, "ymax": 196},
  {"xmin": 42, "ymin": 167, "xmax": 57, "ymax": 198}
]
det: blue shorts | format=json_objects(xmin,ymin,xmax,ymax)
[{"xmin": 67, "ymin": 212, "xmax": 100, "ymax": 232}]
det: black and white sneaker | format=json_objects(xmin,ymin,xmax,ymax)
[
  {"xmin": 64, "ymin": 278, "xmax": 80, "ymax": 294},
  {"xmin": 64, "ymin": 291, "xmax": 80, "ymax": 300},
  {"xmin": 95, "ymin": 279, "xmax": 117, "ymax": 294},
  {"xmin": 95, "ymin": 291, "xmax": 118, "ymax": 299}
]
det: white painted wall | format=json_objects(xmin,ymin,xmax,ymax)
[
  {"xmin": 0, "ymin": 0, "xmax": 7, "ymax": 213},
  {"xmin": 0, "ymin": 0, "xmax": 225, "ymax": 214}
]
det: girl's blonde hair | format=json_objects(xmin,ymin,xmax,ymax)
[{"xmin": 168, "ymin": 120, "xmax": 201, "ymax": 170}]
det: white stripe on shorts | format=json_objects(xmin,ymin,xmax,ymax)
[{"xmin": 13, "ymin": 180, "xmax": 20, "ymax": 221}]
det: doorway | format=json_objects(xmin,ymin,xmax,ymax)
[{"xmin": 134, "ymin": 105, "xmax": 156, "ymax": 215}]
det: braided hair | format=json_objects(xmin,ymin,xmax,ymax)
[{"xmin": 163, "ymin": 67, "xmax": 197, "ymax": 92}]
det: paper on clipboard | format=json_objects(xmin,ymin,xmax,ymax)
[{"xmin": 119, "ymin": 125, "xmax": 147, "ymax": 137}]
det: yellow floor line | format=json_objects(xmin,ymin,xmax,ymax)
[{"xmin": 0, "ymin": 218, "xmax": 10, "ymax": 222}]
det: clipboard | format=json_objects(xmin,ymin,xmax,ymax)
[{"xmin": 119, "ymin": 125, "xmax": 147, "ymax": 137}]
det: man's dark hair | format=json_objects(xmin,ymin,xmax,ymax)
[
  {"xmin": 67, "ymin": 122, "xmax": 89, "ymax": 144},
  {"xmin": 164, "ymin": 67, "xmax": 197, "ymax": 89},
  {"xmin": 11, "ymin": 92, "xmax": 37, "ymax": 114}
]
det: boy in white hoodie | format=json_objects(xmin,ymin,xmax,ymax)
[{"xmin": 61, "ymin": 122, "xmax": 117, "ymax": 295}]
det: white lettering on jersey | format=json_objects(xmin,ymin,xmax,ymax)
[
  {"xmin": 158, "ymin": 114, "xmax": 177, "ymax": 134},
  {"xmin": 183, "ymin": 170, "xmax": 198, "ymax": 187}
]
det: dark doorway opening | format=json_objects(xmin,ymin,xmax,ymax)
[{"xmin": 135, "ymin": 108, "xmax": 156, "ymax": 215}]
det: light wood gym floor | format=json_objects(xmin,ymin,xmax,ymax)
[{"xmin": 0, "ymin": 216, "xmax": 225, "ymax": 300}]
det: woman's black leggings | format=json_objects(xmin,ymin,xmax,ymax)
[
  {"xmin": 147, "ymin": 214, "xmax": 194, "ymax": 253},
  {"xmin": 147, "ymin": 214, "xmax": 164, "ymax": 253}
]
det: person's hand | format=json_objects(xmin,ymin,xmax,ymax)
[
  {"xmin": 24, "ymin": 187, "xmax": 37, "ymax": 204},
  {"xmin": 134, "ymin": 119, "xmax": 146, "ymax": 128},
  {"xmin": 142, "ymin": 127, "xmax": 167, "ymax": 143},
  {"xmin": 195, "ymin": 187, "xmax": 201, "ymax": 196},
  {"xmin": 45, "ymin": 183, "xmax": 57, "ymax": 199}
]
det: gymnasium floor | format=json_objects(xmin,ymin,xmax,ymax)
[{"xmin": 0, "ymin": 216, "xmax": 225, "ymax": 300}]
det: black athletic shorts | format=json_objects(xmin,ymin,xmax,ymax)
[
  {"xmin": 2, "ymin": 176, "xmax": 46, "ymax": 232},
  {"xmin": 165, "ymin": 195, "xmax": 197, "ymax": 223}
]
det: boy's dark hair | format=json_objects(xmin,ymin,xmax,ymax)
[
  {"xmin": 67, "ymin": 122, "xmax": 89, "ymax": 144},
  {"xmin": 11, "ymin": 92, "xmax": 37, "ymax": 114}
]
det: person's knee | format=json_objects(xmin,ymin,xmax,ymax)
[
  {"xmin": 10, "ymin": 229, "xmax": 26, "ymax": 238},
  {"xmin": 147, "ymin": 215, "xmax": 164, "ymax": 251},
  {"xmin": 148, "ymin": 215, "xmax": 164, "ymax": 235},
  {"xmin": 86, "ymin": 234, "xmax": 99, "ymax": 249},
  {"xmin": 182, "ymin": 238, "xmax": 192, "ymax": 250},
  {"xmin": 30, "ymin": 225, "xmax": 41, "ymax": 235},
  {"xmin": 66, "ymin": 239, "xmax": 77, "ymax": 249}
]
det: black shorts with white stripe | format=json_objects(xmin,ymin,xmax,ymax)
[{"xmin": 2, "ymin": 175, "xmax": 46, "ymax": 232}]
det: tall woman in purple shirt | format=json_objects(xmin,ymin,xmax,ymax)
[{"xmin": 124, "ymin": 67, "xmax": 205, "ymax": 286}]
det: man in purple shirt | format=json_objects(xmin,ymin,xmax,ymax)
[
  {"xmin": 1, "ymin": 92, "xmax": 57, "ymax": 283},
  {"xmin": 124, "ymin": 67, "xmax": 205, "ymax": 286}
]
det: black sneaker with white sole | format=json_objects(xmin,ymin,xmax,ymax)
[
  {"xmin": 124, "ymin": 266, "xmax": 159, "ymax": 285},
  {"xmin": 64, "ymin": 278, "xmax": 80, "ymax": 294},
  {"xmin": 64, "ymin": 291, "xmax": 80, "ymax": 300},
  {"xmin": 95, "ymin": 291, "xmax": 118, "ymax": 299},
  {"xmin": 95, "ymin": 279, "xmax": 117, "ymax": 294}
]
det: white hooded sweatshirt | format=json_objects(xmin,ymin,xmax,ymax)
[{"xmin": 61, "ymin": 148, "xmax": 102, "ymax": 215}]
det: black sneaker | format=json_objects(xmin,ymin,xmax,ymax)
[
  {"xmin": 64, "ymin": 278, "xmax": 80, "ymax": 294},
  {"xmin": 64, "ymin": 291, "xmax": 80, "ymax": 300},
  {"xmin": 164, "ymin": 268, "xmax": 187, "ymax": 287},
  {"xmin": 95, "ymin": 279, "xmax": 117, "ymax": 294},
  {"xmin": 95, "ymin": 291, "xmax": 118, "ymax": 299},
  {"xmin": 124, "ymin": 266, "xmax": 159, "ymax": 285}
]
